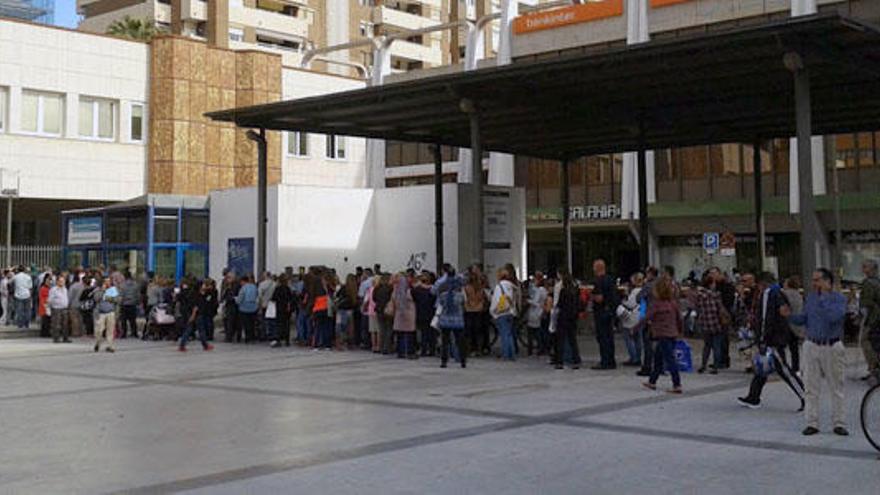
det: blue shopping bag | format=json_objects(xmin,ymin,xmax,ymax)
[{"xmin": 674, "ymin": 340, "xmax": 693, "ymax": 373}]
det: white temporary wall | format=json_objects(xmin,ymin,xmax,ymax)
[{"xmin": 209, "ymin": 183, "xmax": 525, "ymax": 279}]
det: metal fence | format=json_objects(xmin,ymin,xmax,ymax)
[{"xmin": 0, "ymin": 245, "xmax": 63, "ymax": 269}]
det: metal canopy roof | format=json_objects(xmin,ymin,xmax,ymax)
[{"xmin": 207, "ymin": 13, "xmax": 880, "ymax": 160}]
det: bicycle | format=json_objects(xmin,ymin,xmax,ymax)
[{"xmin": 860, "ymin": 379, "xmax": 880, "ymax": 454}]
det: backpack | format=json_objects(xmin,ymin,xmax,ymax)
[{"xmin": 80, "ymin": 287, "xmax": 96, "ymax": 312}]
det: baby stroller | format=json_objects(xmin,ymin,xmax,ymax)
[
  {"xmin": 738, "ymin": 328, "xmax": 805, "ymax": 411},
  {"xmin": 146, "ymin": 303, "xmax": 177, "ymax": 341}
]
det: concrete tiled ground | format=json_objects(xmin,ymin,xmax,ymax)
[{"xmin": 0, "ymin": 336, "xmax": 877, "ymax": 494}]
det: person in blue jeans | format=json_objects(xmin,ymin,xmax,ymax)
[
  {"xmin": 641, "ymin": 276, "xmax": 683, "ymax": 394},
  {"xmin": 235, "ymin": 275, "xmax": 259, "ymax": 343},
  {"xmin": 491, "ymin": 267, "xmax": 519, "ymax": 361}
]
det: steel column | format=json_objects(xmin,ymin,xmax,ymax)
[
  {"xmin": 249, "ymin": 128, "xmax": 268, "ymax": 277},
  {"xmin": 561, "ymin": 159, "xmax": 572, "ymax": 274},
  {"xmin": 753, "ymin": 141, "xmax": 766, "ymax": 273},
  {"xmin": 433, "ymin": 144, "xmax": 444, "ymax": 273},
  {"xmin": 637, "ymin": 145, "xmax": 649, "ymax": 268},
  {"xmin": 469, "ymin": 112, "xmax": 484, "ymax": 267},
  {"xmin": 794, "ymin": 64, "xmax": 819, "ymax": 282}
]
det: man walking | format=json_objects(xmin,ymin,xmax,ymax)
[
  {"xmin": 591, "ymin": 258, "xmax": 619, "ymax": 370},
  {"xmin": 782, "ymin": 268, "xmax": 849, "ymax": 436},
  {"xmin": 12, "ymin": 266, "xmax": 33, "ymax": 329},
  {"xmin": 859, "ymin": 260, "xmax": 880, "ymax": 381}
]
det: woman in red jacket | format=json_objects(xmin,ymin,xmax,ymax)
[
  {"xmin": 641, "ymin": 275, "xmax": 684, "ymax": 394},
  {"xmin": 38, "ymin": 276, "xmax": 51, "ymax": 337}
]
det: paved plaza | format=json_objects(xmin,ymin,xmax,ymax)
[{"xmin": 0, "ymin": 336, "xmax": 877, "ymax": 494}]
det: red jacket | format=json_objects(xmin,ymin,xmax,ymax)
[{"xmin": 38, "ymin": 285, "xmax": 50, "ymax": 317}]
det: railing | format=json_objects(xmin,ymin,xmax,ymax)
[{"xmin": 0, "ymin": 245, "xmax": 63, "ymax": 269}]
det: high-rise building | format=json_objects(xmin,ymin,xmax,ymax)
[
  {"xmin": 76, "ymin": 0, "xmax": 453, "ymax": 76},
  {"xmin": 0, "ymin": 0, "xmax": 52, "ymax": 23}
]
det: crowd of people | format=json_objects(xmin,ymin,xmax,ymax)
[{"xmin": 5, "ymin": 256, "xmax": 880, "ymax": 436}]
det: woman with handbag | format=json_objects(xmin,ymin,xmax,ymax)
[
  {"xmin": 363, "ymin": 276, "xmax": 380, "ymax": 352},
  {"xmin": 619, "ymin": 272, "xmax": 645, "ymax": 367},
  {"xmin": 642, "ymin": 275, "xmax": 684, "ymax": 394},
  {"xmin": 490, "ymin": 268, "xmax": 518, "ymax": 361},
  {"xmin": 392, "ymin": 274, "xmax": 417, "ymax": 359}
]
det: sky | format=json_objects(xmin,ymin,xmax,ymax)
[{"xmin": 55, "ymin": 0, "xmax": 79, "ymax": 28}]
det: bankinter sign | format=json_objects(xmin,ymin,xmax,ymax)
[{"xmin": 512, "ymin": 0, "xmax": 624, "ymax": 35}]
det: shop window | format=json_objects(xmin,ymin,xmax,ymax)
[
  {"xmin": 182, "ymin": 213, "xmax": 209, "ymax": 244},
  {"xmin": 21, "ymin": 90, "xmax": 63, "ymax": 136},
  {"xmin": 79, "ymin": 97, "xmax": 115, "ymax": 140},
  {"xmin": 107, "ymin": 214, "xmax": 146, "ymax": 245},
  {"xmin": 154, "ymin": 215, "xmax": 178, "ymax": 243}
]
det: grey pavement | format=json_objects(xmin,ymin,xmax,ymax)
[{"xmin": 0, "ymin": 336, "xmax": 877, "ymax": 494}]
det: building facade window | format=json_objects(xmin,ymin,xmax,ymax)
[
  {"xmin": 130, "ymin": 103, "xmax": 144, "ymax": 142},
  {"xmin": 326, "ymin": 135, "xmax": 346, "ymax": 160},
  {"xmin": 21, "ymin": 90, "xmax": 63, "ymax": 136},
  {"xmin": 287, "ymin": 131, "xmax": 309, "ymax": 157},
  {"xmin": 78, "ymin": 97, "xmax": 115, "ymax": 140},
  {"xmin": 359, "ymin": 21, "xmax": 374, "ymax": 38},
  {"xmin": 0, "ymin": 87, "xmax": 6, "ymax": 132}
]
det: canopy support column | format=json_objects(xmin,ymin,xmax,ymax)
[
  {"xmin": 754, "ymin": 140, "xmax": 766, "ymax": 273},
  {"xmin": 791, "ymin": 53, "xmax": 820, "ymax": 282},
  {"xmin": 637, "ymin": 143, "xmax": 649, "ymax": 268},
  {"xmin": 247, "ymin": 128, "xmax": 268, "ymax": 276},
  {"xmin": 432, "ymin": 144, "xmax": 444, "ymax": 274},
  {"xmin": 561, "ymin": 158, "xmax": 572, "ymax": 274},
  {"xmin": 469, "ymin": 110, "xmax": 484, "ymax": 268}
]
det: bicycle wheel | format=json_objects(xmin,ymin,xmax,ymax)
[{"xmin": 861, "ymin": 383, "xmax": 880, "ymax": 453}]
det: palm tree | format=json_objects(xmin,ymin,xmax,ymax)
[{"xmin": 106, "ymin": 16, "xmax": 157, "ymax": 42}]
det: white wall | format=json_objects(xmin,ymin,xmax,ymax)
[
  {"xmin": 280, "ymin": 67, "xmax": 367, "ymax": 188},
  {"xmin": 208, "ymin": 183, "xmax": 528, "ymax": 280},
  {"xmin": 0, "ymin": 19, "xmax": 148, "ymax": 201}
]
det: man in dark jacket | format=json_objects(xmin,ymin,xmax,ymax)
[
  {"xmin": 710, "ymin": 267, "xmax": 736, "ymax": 368},
  {"xmin": 737, "ymin": 272, "xmax": 803, "ymax": 410}
]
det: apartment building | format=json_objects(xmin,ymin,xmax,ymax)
[{"xmin": 0, "ymin": 16, "xmax": 366, "ymax": 274}]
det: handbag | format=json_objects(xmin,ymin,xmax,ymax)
[
  {"xmin": 496, "ymin": 285, "xmax": 510, "ymax": 314},
  {"xmin": 430, "ymin": 304, "xmax": 442, "ymax": 330},
  {"xmin": 265, "ymin": 301, "xmax": 277, "ymax": 319},
  {"xmin": 548, "ymin": 307, "xmax": 559, "ymax": 334},
  {"xmin": 383, "ymin": 298, "xmax": 396, "ymax": 318}
]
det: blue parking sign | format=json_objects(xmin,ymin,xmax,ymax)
[{"xmin": 703, "ymin": 232, "xmax": 719, "ymax": 254}]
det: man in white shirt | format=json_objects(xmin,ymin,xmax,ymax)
[
  {"xmin": 48, "ymin": 277, "xmax": 71, "ymax": 343},
  {"xmin": 12, "ymin": 267, "xmax": 33, "ymax": 329}
]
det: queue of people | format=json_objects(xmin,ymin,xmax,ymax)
[{"xmin": 11, "ymin": 255, "xmax": 880, "ymax": 439}]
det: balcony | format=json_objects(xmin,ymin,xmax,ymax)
[
  {"xmin": 371, "ymin": 6, "xmax": 440, "ymax": 31},
  {"xmin": 388, "ymin": 38, "xmax": 442, "ymax": 66},
  {"xmin": 180, "ymin": 0, "xmax": 207, "ymax": 21},
  {"xmin": 230, "ymin": 5, "xmax": 309, "ymax": 40}
]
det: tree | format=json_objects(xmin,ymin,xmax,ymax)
[{"xmin": 106, "ymin": 16, "xmax": 157, "ymax": 42}]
